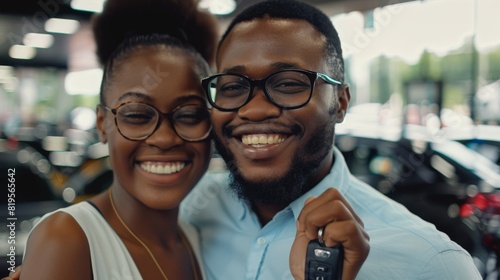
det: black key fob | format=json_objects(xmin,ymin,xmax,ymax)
[{"xmin": 305, "ymin": 240, "xmax": 343, "ymax": 280}]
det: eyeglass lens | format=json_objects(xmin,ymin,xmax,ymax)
[
  {"xmin": 207, "ymin": 70, "xmax": 313, "ymax": 110},
  {"xmin": 115, "ymin": 103, "xmax": 210, "ymax": 141}
]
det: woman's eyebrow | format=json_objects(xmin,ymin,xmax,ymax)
[
  {"xmin": 221, "ymin": 65, "xmax": 245, "ymax": 74},
  {"xmin": 175, "ymin": 94, "xmax": 207, "ymax": 104},
  {"xmin": 116, "ymin": 91, "xmax": 153, "ymax": 103}
]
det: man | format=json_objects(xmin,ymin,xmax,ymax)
[
  {"xmin": 180, "ymin": 0, "xmax": 481, "ymax": 279},
  {"xmin": 4, "ymin": 1, "xmax": 480, "ymax": 280}
]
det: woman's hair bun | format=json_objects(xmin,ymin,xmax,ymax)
[{"xmin": 91, "ymin": 0, "xmax": 218, "ymax": 65}]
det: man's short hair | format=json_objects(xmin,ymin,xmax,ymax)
[{"xmin": 218, "ymin": 0, "xmax": 345, "ymax": 81}]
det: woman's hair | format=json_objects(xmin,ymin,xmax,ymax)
[{"xmin": 91, "ymin": 0, "xmax": 219, "ymax": 104}]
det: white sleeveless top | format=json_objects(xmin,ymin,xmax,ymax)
[{"xmin": 25, "ymin": 202, "xmax": 206, "ymax": 280}]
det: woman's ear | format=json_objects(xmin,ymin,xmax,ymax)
[
  {"xmin": 335, "ymin": 85, "xmax": 351, "ymax": 123},
  {"xmin": 96, "ymin": 105, "xmax": 108, "ymax": 143}
]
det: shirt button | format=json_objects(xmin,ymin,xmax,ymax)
[{"xmin": 257, "ymin": 237, "xmax": 266, "ymax": 245}]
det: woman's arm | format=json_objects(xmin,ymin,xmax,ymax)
[{"xmin": 20, "ymin": 212, "xmax": 92, "ymax": 280}]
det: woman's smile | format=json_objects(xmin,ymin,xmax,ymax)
[{"xmin": 139, "ymin": 161, "xmax": 186, "ymax": 174}]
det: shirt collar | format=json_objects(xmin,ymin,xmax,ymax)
[{"xmin": 289, "ymin": 147, "xmax": 351, "ymax": 222}]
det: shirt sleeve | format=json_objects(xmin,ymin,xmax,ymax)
[{"xmin": 417, "ymin": 250, "xmax": 482, "ymax": 279}]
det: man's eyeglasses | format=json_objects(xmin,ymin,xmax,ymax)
[
  {"xmin": 201, "ymin": 69, "xmax": 342, "ymax": 112},
  {"xmin": 101, "ymin": 102, "xmax": 211, "ymax": 142}
]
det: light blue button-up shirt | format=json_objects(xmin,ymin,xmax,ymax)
[{"xmin": 180, "ymin": 148, "xmax": 482, "ymax": 280}]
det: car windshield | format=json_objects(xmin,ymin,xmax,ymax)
[{"xmin": 431, "ymin": 140, "xmax": 500, "ymax": 188}]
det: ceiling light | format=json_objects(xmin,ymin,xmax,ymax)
[
  {"xmin": 45, "ymin": 18, "xmax": 80, "ymax": 34},
  {"xmin": 71, "ymin": 0, "xmax": 105, "ymax": 13},
  {"xmin": 65, "ymin": 68, "xmax": 103, "ymax": 95},
  {"xmin": 9, "ymin": 45, "xmax": 36, "ymax": 60},
  {"xmin": 71, "ymin": 107, "xmax": 97, "ymax": 130},
  {"xmin": 23, "ymin": 33, "xmax": 54, "ymax": 48},
  {"xmin": 199, "ymin": 0, "xmax": 236, "ymax": 15}
]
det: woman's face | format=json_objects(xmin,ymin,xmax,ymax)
[{"xmin": 96, "ymin": 47, "xmax": 211, "ymax": 210}]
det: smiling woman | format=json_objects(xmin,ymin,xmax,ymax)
[{"xmin": 14, "ymin": 0, "xmax": 218, "ymax": 279}]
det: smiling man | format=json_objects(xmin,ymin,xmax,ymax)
[
  {"xmin": 209, "ymin": 19, "xmax": 346, "ymax": 209},
  {"xmin": 181, "ymin": 0, "xmax": 481, "ymax": 279}
]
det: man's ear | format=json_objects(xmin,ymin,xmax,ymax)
[
  {"xmin": 96, "ymin": 105, "xmax": 108, "ymax": 144},
  {"xmin": 335, "ymin": 85, "xmax": 351, "ymax": 123}
]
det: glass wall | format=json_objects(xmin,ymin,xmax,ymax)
[{"xmin": 333, "ymin": 0, "xmax": 500, "ymax": 127}]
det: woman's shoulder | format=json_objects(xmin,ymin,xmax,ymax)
[
  {"xmin": 26, "ymin": 205, "xmax": 91, "ymax": 256},
  {"xmin": 21, "ymin": 206, "xmax": 92, "ymax": 279},
  {"xmin": 30, "ymin": 202, "xmax": 96, "ymax": 242}
]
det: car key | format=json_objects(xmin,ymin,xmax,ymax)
[{"xmin": 305, "ymin": 239, "xmax": 343, "ymax": 280}]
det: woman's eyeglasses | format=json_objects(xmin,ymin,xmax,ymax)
[{"xmin": 101, "ymin": 102, "xmax": 211, "ymax": 142}]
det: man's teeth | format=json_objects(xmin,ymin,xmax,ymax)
[
  {"xmin": 140, "ymin": 162, "xmax": 185, "ymax": 174},
  {"xmin": 241, "ymin": 134, "xmax": 285, "ymax": 145}
]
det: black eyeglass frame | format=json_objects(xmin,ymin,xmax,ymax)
[
  {"xmin": 100, "ymin": 102, "xmax": 212, "ymax": 142},
  {"xmin": 201, "ymin": 69, "xmax": 343, "ymax": 112}
]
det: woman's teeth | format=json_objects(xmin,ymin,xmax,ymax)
[
  {"xmin": 140, "ymin": 162, "xmax": 185, "ymax": 174},
  {"xmin": 241, "ymin": 134, "xmax": 286, "ymax": 146}
]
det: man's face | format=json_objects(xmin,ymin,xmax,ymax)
[{"xmin": 212, "ymin": 18, "xmax": 350, "ymax": 204}]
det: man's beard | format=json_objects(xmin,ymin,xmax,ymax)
[{"xmin": 213, "ymin": 118, "xmax": 336, "ymax": 205}]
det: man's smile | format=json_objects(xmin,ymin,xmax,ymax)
[{"xmin": 241, "ymin": 134, "xmax": 287, "ymax": 147}]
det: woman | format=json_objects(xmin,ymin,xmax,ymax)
[{"xmin": 18, "ymin": 0, "xmax": 218, "ymax": 279}]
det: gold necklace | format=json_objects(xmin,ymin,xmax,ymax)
[{"xmin": 108, "ymin": 190, "xmax": 200, "ymax": 280}]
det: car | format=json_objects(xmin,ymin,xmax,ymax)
[
  {"xmin": 460, "ymin": 188, "xmax": 500, "ymax": 279},
  {"xmin": 443, "ymin": 125, "xmax": 500, "ymax": 166},
  {"xmin": 0, "ymin": 139, "xmax": 69, "ymax": 278},
  {"xmin": 335, "ymin": 133, "xmax": 500, "ymax": 277}
]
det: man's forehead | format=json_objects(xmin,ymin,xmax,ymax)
[
  {"xmin": 224, "ymin": 17, "xmax": 324, "ymax": 40},
  {"xmin": 216, "ymin": 18, "xmax": 327, "ymax": 69}
]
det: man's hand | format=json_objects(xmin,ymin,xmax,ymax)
[
  {"xmin": 290, "ymin": 188, "xmax": 370, "ymax": 280},
  {"xmin": 1, "ymin": 266, "xmax": 21, "ymax": 280}
]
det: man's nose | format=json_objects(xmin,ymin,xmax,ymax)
[{"xmin": 237, "ymin": 87, "xmax": 281, "ymax": 121}]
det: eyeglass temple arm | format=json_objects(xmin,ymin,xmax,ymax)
[
  {"xmin": 99, "ymin": 104, "xmax": 116, "ymax": 114},
  {"xmin": 317, "ymin": 73, "xmax": 342, "ymax": 86}
]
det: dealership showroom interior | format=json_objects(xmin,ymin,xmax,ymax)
[{"xmin": 0, "ymin": 0, "xmax": 499, "ymax": 279}]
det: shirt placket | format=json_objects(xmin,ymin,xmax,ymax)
[{"xmin": 244, "ymin": 208, "xmax": 294, "ymax": 280}]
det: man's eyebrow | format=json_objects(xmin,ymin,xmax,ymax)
[
  {"xmin": 270, "ymin": 62, "xmax": 299, "ymax": 69},
  {"xmin": 221, "ymin": 62, "xmax": 300, "ymax": 74},
  {"xmin": 116, "ymin": 92, "xmax": 152, "ymax": 103}
]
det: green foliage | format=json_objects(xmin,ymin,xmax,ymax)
[{"xmin": 368, "ymin": 39, "xmax": 499, "ymax": 117}]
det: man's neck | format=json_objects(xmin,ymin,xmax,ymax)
[
  {"xmin": 251, "ymin": 202, "xmax": 287, "ymax": 226},
  {"xmin": 251, "ymin": 151, "xmax": 336, "ymax": 226}
]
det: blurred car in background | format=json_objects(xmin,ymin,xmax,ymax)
[
  {"xmin": 458, "ymin": 126, "xmax": 500, "ymax": 278},
  {"xmin": 335, "ymin": 132, "xmax": 500, "ymax": 278},
  {"xmin": 444, "ymin": 125, "xmax": 500, "ymax": 166},
  {"xmin": 461, "ymin": 188, "xmax": 500, "ymax": 279},
  {"xmin": 0, "ymin": 123, "xmax": 112, "ymax": 278},
  {"xmin": 0, "ymin": 138, "xmax": 69, "ymax": 277}
]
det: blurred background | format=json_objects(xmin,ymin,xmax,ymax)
[{"xmin": 0, "ymin": 0, "xmax": 499, "ymax": 278}]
